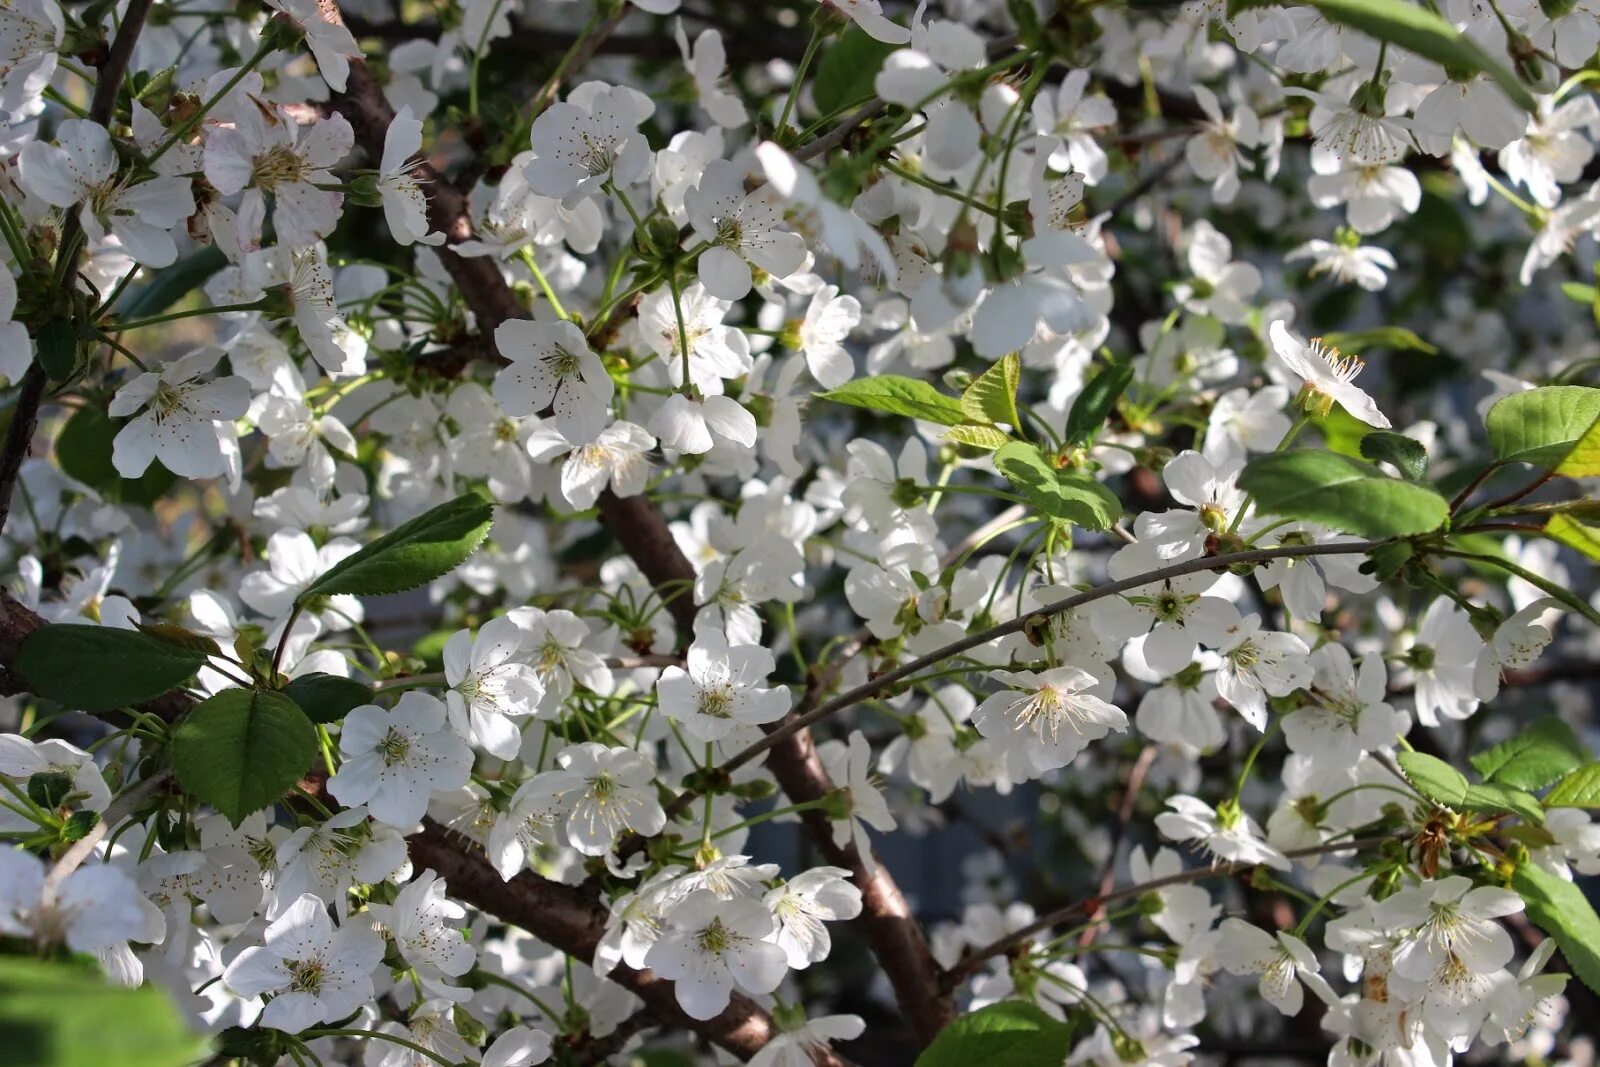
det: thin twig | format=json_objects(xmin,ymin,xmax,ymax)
[{"xmin": 946, "ymin": 835, "xmax": 1397, "ymax": 984}]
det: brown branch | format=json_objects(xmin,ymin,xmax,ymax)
[
  {"xmin": 409, "ymin": 821, "xmax": 854, "ymax": 1065},
  {"xmin": 316, "ymin": 0, "xmax": 952, "ymax": 1048}
]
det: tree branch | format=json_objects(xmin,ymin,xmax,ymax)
[{"xmin": 408, "ymin": 821, "xmax": 855, "ymax": 1065}]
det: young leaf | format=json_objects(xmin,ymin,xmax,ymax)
[
  {"xmin": 282, "ymin": 672, "xmax": 375, "ymax": 725},
  {"xmin": 1485, "ymin": 386, "xmax": 1600, "ymax": 468},
  {"xmin": 1545, "ymin": 762, "xmax": 1600, "ymax": 809},
  {"xmin": 817, "ymin": 376, "xmax": 967, "ymax": 426},
  {"xmin": 1514, "ymin": 861, "xmax": 1600, "ymax": 994},
  {"xmin": 961, "ymin": 353, "xmax": 1023, "ymax": 429},
  {"xmin": 1064, "ymin": 362, "xmax": 1135, "ymax": 445},
  {"xmin": 1470, "ymin": 717, "xmax": 1588, "ymax": 790},
  {"xmin": 944, "ymin": 423, "xmax": 1012, "ymax": 450},
  {"xmin": 298, "ymin": 493, "xmax": 494, "ymax": 602},
  {"xmin": 994, "ymin": 443, "xmax": 1121, "ymax": 530},
  {"xmin": 1359, "ymin": 431, "xmax": 1429, "ymax": 480},
  {"xmin": 15, "ymin": 624, "xmax": 205, "ymax": 711},
  {"xmin": 1395, "ymin": 750, "xmax": 1469, "ymax": 807},
  {"xmin": 1461, "ymin": 782, "xmax": 1543, "ymax": 824},
  {"xmin": 1304, "ymin": 0, "xmax": 1536, "ymax": 112},
  {"xmin": 1546, "ymin": 513, "xmax": 1600, "ymax": 562},
  {"xmin": 1320, "ymin": 326, "xmax": 1438, "ymax": 355},
  {"xmin": 813, "ymin": 26, "xmax": 901, "ymax": 115},
  {"xmin": 915, "ymin": 1000, "xmax": 1072, "ymax": 1067},
  {"xmin": 1557, "ymin": 410, "xmax": 1600, "ymax": 477},
  {"xmin": 0, "ymin": 957, "xmax": 212, "ymax": 1067},
  {"xmin": 173, "ymin": 689, "xmax": 317, "ymax": 826},
  {"xmin": 1237, "ymin": 451, "xmax": 1449, "ymax": 538}
]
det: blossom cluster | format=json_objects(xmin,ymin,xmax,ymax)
[{"xmin": 0, "ymin": 0, "xmax": 1598, "ymax": 1065}]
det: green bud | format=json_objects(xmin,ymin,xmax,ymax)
[
  {"xmin": 453, "ymin": 1005, "xmax": 489, "ymax": 1047},
  {"xmin": 819, "ymin": 787, "xmax": 854, "ymax": 821},
  {"xmin": 345, "ymin": 173, "xmax": 384, "ymax": 208}
]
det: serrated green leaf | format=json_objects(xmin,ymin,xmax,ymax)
[
  {"xmin": 1486, "ymin": 386, "xmax": 1600, "ymax": 468},
  {"xmin": 1461, "ymin": 782, "xmax": 1543, "ymax": 823},
  {"xmin": 1304, "ymin": 0, "xmax": 1536, "ymax": 112},
  {"xmin": 1471, "ymin": 717, "xmax": 1588, "ymax": 790},
  {"xmin": 1545, "ymin": 763, "xmax": 1600, "ymax": 808},
  {"xmin": 173, "ymin": 689, "xmax": 317, "ymax": 826},
  {"xmin": 1396, "ymin": 750, "xmax": 1468, "ymax": 807},
  {"xmin": 815, "ymin": 26, "xmax": 901, "ymax": 115},
  {"xmin": 1359, "ymin": 431, "xmax": 1429, "ymax": 480},
  {"xmin": 961, "ymin": 353, "xmax": 1023, "ymax": 429},
  {"xmin": 817, "ymin": 375, "xmax": 967, "ymax": 426},
  {"xmin": 1237, "ymin": 451, "xmax": 1449, "ymax": 538},
  {"xmin": 943, "ymin": 423, "xmax": 1012, "ymax": 450},
  {"xmin": 993, "ymin": 443, "xmax": 1120, "ymax": 530},
  {"xmin": 1514, "ymin": 862, "xmax": 1600, "ymax": 994},
  {"xmin": 915, "ymin": 1000, "xmax": 1073, "ymax": 1067},
  {"xmin": 282, "ymin": 672, "xmax": 374, "ymax": 725},
  {"xmin": 15, "ymin": 624, "xmax": 204, "ymax": 711},
  {"xmin": 0, "ymin": 956, "xmax": 212, "ymax": 1067},
  {"xmin": 299, "ymin": 493, "xmax": 494, "ymax": 601},
  {"xmin": 1546, "ymin": 513, "xmax": 1600, "ymax": 562},
  {"xmin": 1064, "ymin": 362, "xmax": 1135, "ymax": 445}
]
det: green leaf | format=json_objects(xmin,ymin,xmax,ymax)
[
  {"xmin": 282, "ymin": 672, "xmax": 374, "ymax": 725},
  {"xmin": 961, "ymin": 353, "xmax": 1023, "ymax": 429},
  {"xmin": 1396, "ymin": 751, "xmax": 1469, "ymax": 807},
  {"xmin": 1303, "ymin": 0, "xmax": 1536, "ymax": 111},
  {"xmin": 813, "ymin": 26, "xmax": 901, "ymax": 115},
  {"xmin": 1471, "ymin": 717, "xmax": 1588, "ymax": 790},
  {"xmin": 994, "ymin": 443, "xmax": 1121, "ymax": 531},
  {"xmin": 1515, "ymin": 861, "xmax": 1600, "ymax": 994},
  {"xmin": 943, "ymin": 423, "xmax": 1012, "ymax": 450},
  {"xmin": 55, "ymin": 406, "xmax": 176, "ymax": 508},
  {"xmin": 1359, "ymin": 431, "xmax": 1429, "ymax": 480},
  {"xmin": 299, "ymin": 493, "xmax": 494, "ymax": 602},
  {"xmin": 1561, "ymin": 282, "xmax": 1599, "ymax": 305},
  {"xmin": 1064, "ymin": 362, "xmax": 1135, "ymax": 445},
  {"xmin": 115, "ymin": 246, "xmax": 229, "ymax": 320},
  {"xmin": 1556, "ymin": 409, "xmax": 1600, "ymax": 477},
  {"xmin": 817, "ymin": 375, "xmax": 967, "ymax": 426},
  {"xmin": 915, "ymin": 1001, "xmax": 1072, "ymax": 1067},
  {"xmin": 1237, "ymin": 451, "xmax": 1449, "ymax": 539},
  {"xmin": 173, "ymin": 689, "xmax": 317, "ymax": 826},
  {"xmin": 1546, "ymin": 513, "xmax": 1600, "ymax": 562},
  {"xmin": 1545, "ymin": 763, "xmax": 1600, "ymax": 808},
  {"xmin": 1461, "ymin": 782, "xmax": 1543, "ymax": 823},
  {"xmin": 1320, "ymin": 325, "xmax": 1438, "ymax": 356},
  {"xmin": 15, "ymin": 624, "xmax": 204, "ymax": 711},
  {"xmin": 0, "ymin": 956, "xmax": 211, "ymax": 1067},
  {"xmin": 37, "ymin": 318, "xmax": 76, "ymax": 380},
  {"xmin": 1486, "ymin": 386, "xmax": 1600, "ymax": 468}
]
